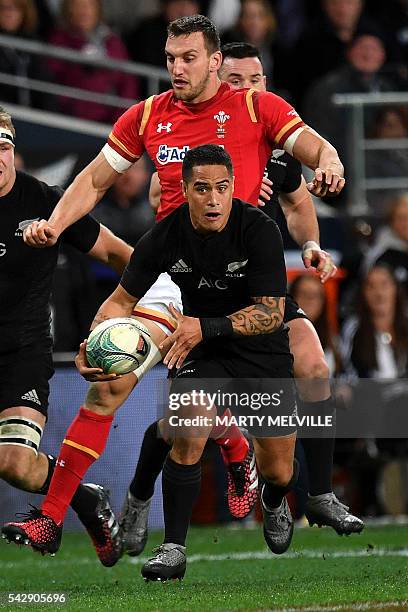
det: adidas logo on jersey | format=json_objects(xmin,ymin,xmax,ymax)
[
  {"xmin": 170, "ymin": 259, "xmax": 192, "ymax": 273},
  {"xmin": 21, "ymin": 389, "xmax": 41, "ymax": 405},
  {"xmin": 15, "ymin": 218, "xmax": 40, "ymax": 237}
]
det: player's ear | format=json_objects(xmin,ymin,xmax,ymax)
[
  {"xmin": 231, "ymin": 175, "xmax": 235, "ymax": 192},
  {"xmin": 181, "ymin": 179, "xmax": 187, "ymax": 199},
  {"xmin": 210, "ymin": 51, "xmax": 222, "ymax": 73}
]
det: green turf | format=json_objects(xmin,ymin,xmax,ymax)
[{"xmin": 1, "ymin": 525, "xmax": 407, "ymax": 611}]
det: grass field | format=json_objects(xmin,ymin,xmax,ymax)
[{"xmin": 1, "ymin": 524, "xmax": 407, "ymax": 611}]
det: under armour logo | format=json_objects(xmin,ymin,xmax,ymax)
[
  {"xmin": 157, "ymin": 122, "xmax": 172, "ymax": 133},
  {"xmin": 56, "ymin": 459, "xmax": 65, "ymax": 467}
]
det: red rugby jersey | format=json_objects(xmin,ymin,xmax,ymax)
[{"xmin": 105, "ymin": 82, "xmax": 305, "ymax": 221}]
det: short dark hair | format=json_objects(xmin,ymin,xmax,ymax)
[
  {"xmin": 221, "ymin": 42, "xmax": 261, "ymax": 62},
  {"xmin": 167, "ymin": 15, "xmax": 220, "ymax": 54},
  {"xmin": 182, "ymin": 144, "xmax": 233, "ymax": 182}
]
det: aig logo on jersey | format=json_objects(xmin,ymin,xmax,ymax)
[
  {"xmin": 156, "ymin": 144, "xmax": 189, "ymax": 165},
  {"xmin": 214, "ymin": 111, "xmax": 230, "ymax": 139},
  {"xmin": 198, "ymin": 276, "xmax": 228, "ymax": 290}
]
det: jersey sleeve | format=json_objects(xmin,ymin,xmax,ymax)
[
  {"xmin": 246, "ymin": 216, "xmax": 287, "ymax": 297},
  {"xmin": 102, "ymin": 101, "xmax": 147, "ymax": 173},
  {"xmin": 255, "ymin": 91, "xmax": 305, "ymax": 154},
  {"xmin": 62, "ymin": 215, "xmax": 101, "ymax": 253},
  {"xmin": 120, "ymin": 228, "xmax": 162, "ymax": 299},
  {"xmin": 280, "ymin": 154, "xmax": 302, "ymax": 194}
]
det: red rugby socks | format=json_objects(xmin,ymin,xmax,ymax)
[
  {"xmin": 42, "ymin": 407, "xmax": 113, "ymax": 525},
  {"xmin": 212, "ymin": 409, "xmax": 249, "ymax": 463}
]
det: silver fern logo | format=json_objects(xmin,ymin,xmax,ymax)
[
  {"xmin": 214, "ymin": 110, "xmax": 230, "ymax": 139},
  {"xmin": 15, "ymin": 218, "xmax": 40, "ymax": 237},
  {"xmin": 227, "ymin": 259, "xmax": 248, "ymax": 273}
]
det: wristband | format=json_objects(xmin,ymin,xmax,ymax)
[{"xmin": 200, "ymin": 317, "xmax": 234, "ymax": 340}]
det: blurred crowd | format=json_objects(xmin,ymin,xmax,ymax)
[
  {"xmin": 0, "ymin": 1, "xmax": 406, "ymax": 114},
  {"xmin": 2, "ymin": 0, "xmax": 408, "ymax": 517}
]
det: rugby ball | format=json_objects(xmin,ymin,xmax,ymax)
[{"xmin": 86, "ymin": 318, "xmax": 150, "ymax": 375}]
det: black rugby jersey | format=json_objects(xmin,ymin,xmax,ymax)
[
  {"xmin": 121, "ymin": 200, "xmax": 288, "ymax": 356},
  {"xmin": 260, "ymin": 149, "xmax": 302, "ymax": 222},
  {"xmin": 0, "ymin": 171, "xmax": 100, "ymax": 353}
]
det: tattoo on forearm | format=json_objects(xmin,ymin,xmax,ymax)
[
  {"xmin": 228, "ymin": 297, "xmax": 285, "ymax": 336},
  {"xmin": 91, "ymin": 311, "xmax": 112, "ymax": 330}
]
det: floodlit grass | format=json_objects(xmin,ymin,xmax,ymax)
[{"xmin": 1, "ymin": 524, "xmax": 407, "ymax": 610}]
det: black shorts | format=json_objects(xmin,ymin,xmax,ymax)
[
  {"xmin": 169, "ymin": 357, "xmax": 297, "ymax": 437},
  {"xmin": 284, "ymin": 294, "xmax": 309, "ymax": 323},
  {"xmin": 0, "ymin": 346, "xmax": 54, "ymax": 417}
]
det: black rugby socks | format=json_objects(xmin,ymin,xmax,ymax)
[
  {"xmin": 129, "ymin": 421, "xmax": 172, "ymax": 501},
  {"xmin": 162, "ymin": 455, "xmax": 201, "ymax": 547},
  {"xmin": 262, "ymin": 459, "xmax": 300, "ymax": 509},
  {"xmin": 299, "ymin": 397, "xmax": 336, "ymax": 495}
]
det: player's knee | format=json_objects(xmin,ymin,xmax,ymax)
[
  {"xmin": 295, "ymin": 354, "xmax": 329, "ymax": 381},
  {"xmin": 0, "ymin": 446, "xmax": 35, "ymax": 490},
  {"xmin": 261, "ymin": 461, "xmax": 293, "ymax": 488},
  {"xmin": 171, "ymin": 439, "xmax": 205, "ymax": 464},
  {"xmin": 84, "ymin": 379, "xmax": 132, "ymax": 415}
]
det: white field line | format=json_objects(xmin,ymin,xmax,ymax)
[{"xmin": 2, "ymin": 547, "xmax": 408, "ymax": 569}]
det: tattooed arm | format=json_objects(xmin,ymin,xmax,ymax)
[
  {"xmin": 228, "ymin": 296, "xmax": 285, "ymax": 336},
  {"xmin": 90, "ymin": 284, "xmax": 139, "ymax": 331},
  {"xmin": 161, "ymin": 296, "xmax": 286, "ymax": 369}
]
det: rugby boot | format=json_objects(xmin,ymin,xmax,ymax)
[
  {"xmin": 77, "ymin": 484, "xmax": 123, "ymax": 567},
  {"xmin": 222, "ymin": 446, "xmax": 258, "ymax": 519},
  {"xmin": 141, "ymin": 543, "xmax": 186, "ymax": 582},
  {"xmin": 2, "ymin": 506, "xmax": 62, "ymax": 555},
  {"xmin": 261, "ymin": 490, "xmax": 294, "ymax": 554},
  {"xmin": 305, "ymin": 492, "xmax": 364, "ymax": 535},
  {"xmin": 120, "ymin": 489, "xmax": 151, "ymax": 556}
]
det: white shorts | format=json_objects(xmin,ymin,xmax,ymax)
[{"xmin": 133, "ymin": 273, "xmax": 182, "ymax": 336}]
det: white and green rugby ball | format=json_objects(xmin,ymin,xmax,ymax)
[{"xmin": 86, "ymin": 318, "xmax": 150, "ymax": 375}]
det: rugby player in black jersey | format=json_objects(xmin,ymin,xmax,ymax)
[
  {"xmin": 120, "ymin": 43, "xmax": 362, "ymax": 556},
  {"xmin": 5, "ymin": 145, "xmax": 300, "ymax": 580},
  {"xmin": 0, "ymin": 107, "xmax": 133, "ymax": 566}
]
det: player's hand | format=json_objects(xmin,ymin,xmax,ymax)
[
  {"xmin": 258, "ymin": 176, "xmax": 273, "ymax": 206},
  {"xmin": 160, "ymin": 304, "xmax": 203, "ymax": 370},
  {"xmin": 75, "ymin": 341, "xmax": 121, "ymax": 382},
  {"xmin": 23, "ymin": 219, "xmax": 60, "ymax": 248},
  {"xmin": 306, "ymin": 167, "xmax": 345, "ymax": 198},
  {"xmin": 302, "ymin": 241, "xmax": 337, "ymax": 283}
]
